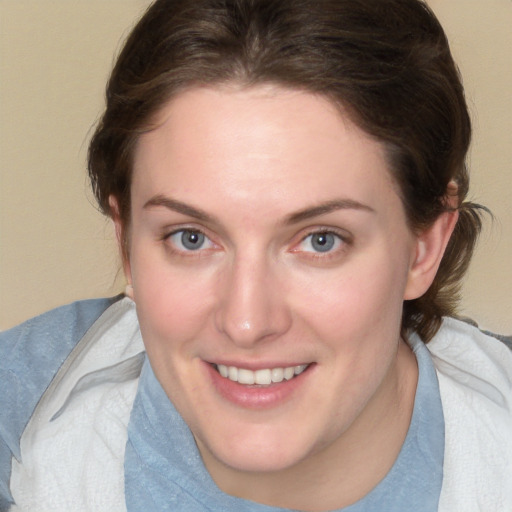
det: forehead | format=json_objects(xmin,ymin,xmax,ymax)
[{"xmin": 131, "ymin": 85, "xmax": 401, "ymax": 217}]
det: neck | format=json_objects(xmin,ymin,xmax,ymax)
[{"xmin": 200, "ymin": 339, "xmax": 418, "ymax": 511}]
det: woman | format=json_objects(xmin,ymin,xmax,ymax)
[{"xmin": 1, "ymin": 0, "xmax": 511, "ymax": 511}]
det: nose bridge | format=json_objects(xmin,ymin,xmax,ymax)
[{"xmin": 215, "ymin": 248, "xmax": 290, "ymax": 347}]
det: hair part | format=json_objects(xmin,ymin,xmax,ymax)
[{"xmin": 88, "ymin": 0, "xmax": 486, "ymax": 341}]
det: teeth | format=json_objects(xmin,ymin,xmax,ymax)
[
  {"xmin": 271, "ymin": 367, "xmax": 284, "ymax": 383},
  {"xmin": 237, "ymin": 368, "xmax": 255, "ymax": 385},
  {"xmin": 255, "ymin": 369, "xmax": 272, "ymax": 385},
  {"xmin": 216, "ymin": 363, "xmax": 309, "ymax": 385},
  {"xmin": 294, "ymin": 364, "xmax": 308, "ymax": 375},
  {"xmin": 228, "ymin": 366, "xmax": 238, "ymax": 381},
  {"xmin": 283, "ymin": 367, "xmax": 295, "ymax": 380}
]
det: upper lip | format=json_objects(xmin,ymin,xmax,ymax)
[{"xmin": 206, "ymin": 359, "xmax": 313, "ymax": 370}]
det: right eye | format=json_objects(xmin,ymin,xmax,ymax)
[
  {"xmin": 299, "ymin": 232, "xmax": 341, "ymax": 253},
  {"xmin": 168, "ymin": 229, "xmax": 214, "ymax": 252}
]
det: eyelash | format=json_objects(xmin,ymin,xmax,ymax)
[
  {"xmin": 161, "ymin": 227, "xmax": 352, "ymax": 260},
  {"xmin": 292, "ymin": 229, "xmax": 351, "ymax": 260},
  {"xmin": 162, "ymin": 227, "xmax": 217, "ymax": 257}
]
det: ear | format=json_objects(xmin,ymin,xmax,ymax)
[
  {"xmin": 108, "ymin": 195, "xmax": 134, "ymax": 299},
  {"xmin": 404, "ymin": 208, "xmax": 459, "ymax": 301}
]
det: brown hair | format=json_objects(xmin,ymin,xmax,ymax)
[{"xmin": 88, "ymin": 0, "xmax": 485, "ymax": 341}]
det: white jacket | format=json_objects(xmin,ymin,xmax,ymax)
[{"xmin": 8, "ymin": 299, "xmax": 512, "ymax": 511}]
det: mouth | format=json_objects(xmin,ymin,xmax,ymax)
[
  {"xmin": 207, "ymin": 361, "xmax": 314, "ymax": 409},
  {"xmin": 213, "ymin": 363, "xmax": 310, "ymax": 386}
]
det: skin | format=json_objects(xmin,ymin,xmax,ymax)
[{"xmin": 112, "ymin": 85, "xmax": 457, "ymax": 511}]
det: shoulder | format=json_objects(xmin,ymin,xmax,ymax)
[
  {"xmin": 0, "ymin": 296, "xmax": 122, "ymax": 394},
  {"xmin": 0, "ymin": 296, "xmax": 122, "ymax": 425},
  {"xmin": 427, "ymin": 317, "xmax": 512, "ymax": 417},
  {"xmin": 1, "ymin": 296, "xmax": 121, "ymax": 354},
  {"xmin": 0, "ymin": 296, "xmax": 121, "ymax": 508},
  {"xmin": 427, "ymin": 317, "xmax": 512, "ymax": 396},
  {"xmin": 428, "ymin": 318, "xmax": 512, "ymax": 511}
]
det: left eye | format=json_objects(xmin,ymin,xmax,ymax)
[
  {"xmin": 168, "ymin": 229, "xmax": 214, "ymax": 251},
  {"xmin": 299, "ymin": 232, "xmax": 342, "ymax": 253}
]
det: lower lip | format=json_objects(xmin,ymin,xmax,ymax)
[{"xmin": 205, "ymin": 363, "xmax": 313, "ymax": 410}]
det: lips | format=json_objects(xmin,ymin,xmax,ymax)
[
  {"xmin": 215, "ymin": 364, "xmax": 309, "ymax": 385},
  {"xmin": 206, "ymin": 360, "xmax": 313, "ymax": 409}
]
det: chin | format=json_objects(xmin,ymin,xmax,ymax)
[{"xmin": 196, "ymin": 422, "xmax": 325, "ymax": 474}]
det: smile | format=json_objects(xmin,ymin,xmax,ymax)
[{"xmin": 215, "ymin": 364, "xmax": 309, "ymax": 385}]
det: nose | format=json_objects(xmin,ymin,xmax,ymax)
[{"xmin": 214, "ymin": 254, "xmax": 292, "ymax": 348}]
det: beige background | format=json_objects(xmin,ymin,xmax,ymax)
[{"xmin": 1, "ymin": 1, "xmax": 511, "ymax": 332}]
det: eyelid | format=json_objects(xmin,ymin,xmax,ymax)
[
  {"xmin": 161, "ymin": 223, "xmax": 209, "ymax": 240},
  {"xmin": 295, "ymin": 226, "xmax": 351, "ymax": 244},
  {"xmin": 162, "ymin": 226, "xmax": 220, "ymax": 255},
  {"xmin": 171, "ymin": 230, "xmax": 212, "ymax": 250},
  {"xmin": 290, "ymin": 227, "xmax": 352, "ymax": 257},
  {"xmin": 300, "ymin": 232, "xmax": 341, "ymax": 252}
]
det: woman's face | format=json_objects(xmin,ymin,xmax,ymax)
[{"xmin": 124, "ymin": 85, "xmax": 422, "ymax": 477}]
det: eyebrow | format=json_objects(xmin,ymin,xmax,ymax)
[
  {"xmin": 143, "ymin": 195, "xmax": 374, "ymax": 224},
  {"xmin": 285, "ymin": 199, "xmax": 375, "ymax": 224},
  {"xmin": 143, "ymin": 195, "xmax": 216, "ymax": 223}
]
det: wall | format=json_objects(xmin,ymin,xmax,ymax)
[
  {"xmin": 1, "ymin": 0, "xmax": 510, "ymax": 332},
  {"xmin": 1, "ymin": 1, "xmax": 150, "ymax": 329},
  {"xmin": 428, "ymin": 0, "xmax": 512, "ymax": 332}
]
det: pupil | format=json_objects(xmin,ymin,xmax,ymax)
[
  {"xmin": 181, "ymin": 231, "xmax": 204, "ymax": 250},
  {"xmin": 312, "ymin": 233, "xmax": 334, "ymax": 252}
]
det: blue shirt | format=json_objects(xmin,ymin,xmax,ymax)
[{"xmin": 124, "ymin": 334, "xmax": 445, "ymax": 511}]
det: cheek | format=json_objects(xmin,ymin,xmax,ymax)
[
  {"xmin": 291, "ymin": 255, "xmax": 409, "ymax": 425},
  {"xmin": 129, "ymin": 247, "xmax": 215, "ymax": 352},
  {"xmin": 295, "ymin": 252, "xmax": 408, "ymax": 341}
]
